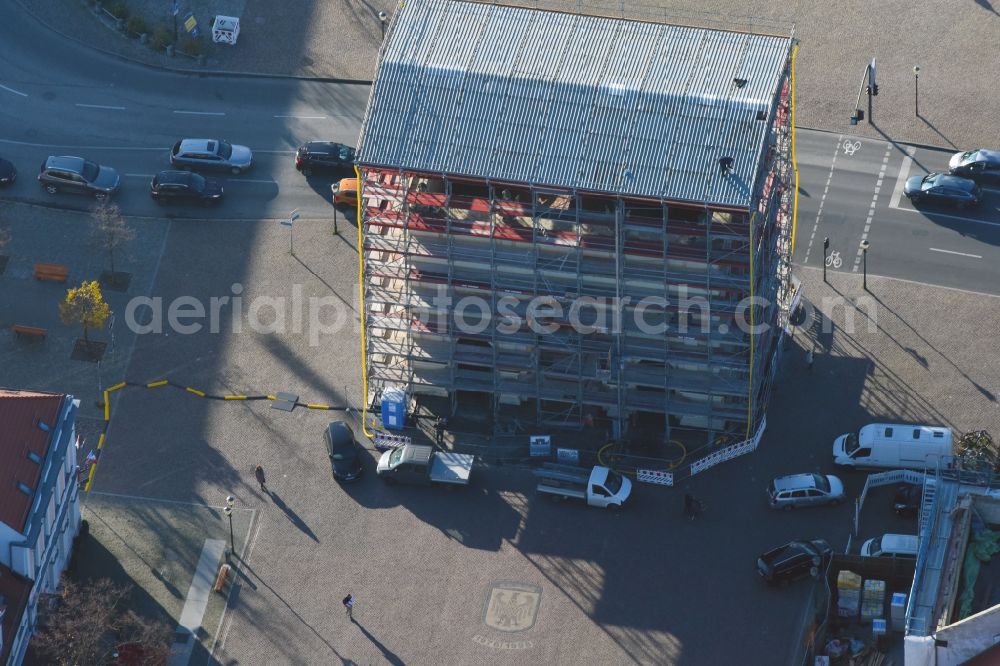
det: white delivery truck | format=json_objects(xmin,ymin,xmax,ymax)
[
  {"xmin": 832, "ymin": 423, "xmax": 953, "ymax": 470},
  {"xmin": 376, "ymin": 444, "xmax": 474, "ymax": 486},
  {"xmin": 534, "ymin": 463, "xmax": 632, "ymax": 509}
]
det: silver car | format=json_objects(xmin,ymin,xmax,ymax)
[
  {"xmin": 767, "ymin": 473, "xmax": 844, "ymax": 510},
  {"xmin": 170, "ymin": 139, "xmax": 253, "ymax": 174}
]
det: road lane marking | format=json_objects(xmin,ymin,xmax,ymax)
[
  {"xmin": 0, "ymin": 83, "xmax": 28, "ymax": 97},
  {"xmin": 929, "ymin": 247, "xmax": 982, "ymax": 259},
  {"xmin": 802, "ymin": 134, "xmax": 843, "ymax": 266},
  {"xmin": 890, "ymin": 146, "xmax": 915, "ymax": 208},
  {"xmin": 173, "ymin": 110, "xmax": 226, "ymax": 116},
  {"xmin": 76, "ymin": 103, "xmax": 126, "ymax": 110},
  {"xmin": 228, "ymin": 178, "xmax": 276, "ymax": 184},
  {"xmin": 852, "ymin": 143, "xmax": 893, "ymax": 273},
  {"xmin": 274, "ymin": 114, "xmax": 328, "ymax": 119},
  {"xmin": 892, "ymin": 205, "xmax": 1000, "ymax": 227}
]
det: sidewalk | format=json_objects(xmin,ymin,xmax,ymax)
[{"xmin": 17, "ymin": 0, "xmax": 1000, "ymax": 148}]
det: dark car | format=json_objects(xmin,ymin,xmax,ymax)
[
  {"xmin": 295, "ymin": 142, "xmax": 355, "ymax": 176},
  {"xmin": 170, "ymin": 139, "xmax": 252, "ymax": 174},
  {"xmin": 324, "ymin": 421, "xmax": 363, "ymax": 482},
  {"xmin": 0, "ymin": 157, "xmax": 15, "ymax": 186},
  {"xmin": 150, "ymin": 170, "xmax": 223, "ymax": 205},
  {"xmin": 38, "ymin": 156, "xmax": 120, "ymax": 200},
  {"xmin": 893, "ymin": 484, "xmax": 921, "ymax": 516},
  {"xmin": 757, "ymin": 539, "xmax": 832, "ymax": 586},
  {"xmin": 949, "ymin": 149, "xmax": 1000, "ymax": 180},
  {"xmin": 903, "ymin": 172, "xmax": 982, "ymax": 209}
]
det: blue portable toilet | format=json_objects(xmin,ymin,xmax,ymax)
[{"xmin": 381, "ymin": 387, "xmax": 407, "ymax": 431}]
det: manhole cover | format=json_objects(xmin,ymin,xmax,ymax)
[{"xmin": 482, "ymin": 581, "xmax": 541, "ymax": 632}]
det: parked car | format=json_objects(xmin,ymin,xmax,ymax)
[
  {"xmin": 757, "ymin": 539, "xmax": 832, "ymax": 586},
  {"xmin": 169, "ymin": 139, "xmax": 252, "ymax": 174},
  {"xmin": 332, "ymin": 177, "xmax": 358, "ymax": 206},
  {"xmin": 903, "ymin": 172, "xmax": 982, "ymax": 209},
  {"xmin": 767, "ymin": 473, "xmax": 844, "ymax": 510},
  {"xmin": 893, "ymin": 484, "xmax": 921, "ymax": 516},
  {"xmin": 0, "ymin": 157, "xmax": 16, "ymax": 186},
  {"xmin": 37, "ymin": 156, "xmax": 120, "ymax": 199},
  {"xmin": 150, "ymin": 170, "xmax": 223, "ymax": 205},
  {"xmin": 324, "ymin": 421, "xmax": 363, "ymax": 482},
  {"xmin": 860, "ymin": 533, "xmax": 918, "ymax": 559},
  {"xmin": 949, "ymin": 148, "xmax": 1000, "ymax": 180},
  {"xmin": 295, "ymin": 141, "xmax": 355, "ymax": 176}
]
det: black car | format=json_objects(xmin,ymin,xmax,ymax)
[
  {"xmin": 150, "ymin": 171, "xmax": 223, "ymax": 205},
  {"xmin": 949, "ymin": 149, "xmax": 1000, "ymax": 180},
  {"xmin": 38, "ymin": 155, "xmax": 120, "ymax": 200},
  {"xmin": 757, "ymin": 539, "xmax": 832, "ymax": 585},
  {"xmin": 170, "ymin": 139, "xmax": 253, "ymax": 174},
  {"xmin": 0, "ymin": 157, "xmax": 15, "ymax": 186},
  {"xmin": 294, "ymin": 142, "xmax": 355, "ymax": 176},
  {"xmin": 903, "ymin": 172, "xmax": 982, "ymax": 209},
  {"xmin": 324, "ymin": 421, "xmax": 363, "ymax": 482},
  {"xmin": 893, "ymin": 484, "xmax": 921, "ymax": 516}
]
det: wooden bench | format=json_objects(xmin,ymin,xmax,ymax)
[
  {"xmin": 13, "ymin": 325, "xmax": 47, "ymax": 340},
  {"xmin": 213, "ymin": 563, "xmax": 231, "ymax": 593},
  {"xmin": 33, "ymin": 263, "xmax": 69, "ymax": 283}
]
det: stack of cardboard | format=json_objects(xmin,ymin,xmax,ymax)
[
  {"xmin": 861, "ymin": 578, "xmax": 886, "ymax": 621},
  {"xmin": 837, "ymin": 570, "xmax": 862, "ymax": 618}
]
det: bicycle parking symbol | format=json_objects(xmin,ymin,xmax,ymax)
[
  {"xmin": 842, "ymin": 140, "xmax": 861, "ymax": 156},
  {"xmin": 825, "ymin": 250, "xmax": 843, "ymax": 268}
]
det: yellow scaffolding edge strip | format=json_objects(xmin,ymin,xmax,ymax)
[
  {"xmin": 790, "ymin": 42, "xmax": 801, "ymax": 255},
  {"xmin": 97, "ymin": 432, "xmax": 106, "ymax": 450},
  {"xmin": 306, "ymin": 403, "xmax": 330, "ymax": 410},
  {"xmin": 186, "ymin": 387, "xmax": 206, "ymax": 397},
  {"xmin": 103, "ymin": 391, "xmax": 110, "ymax": 421},
  {"xmin": 107, "ymin": 381, "xmax": 127, "ymax": 393},
  {"xmin": 224, "ymin": 395, "xmax": 248, "ymax": 400},
  {"xmin": 266, "ymin": 395, "xmax": 277, "ymax": 401},
  {"xmin": 84, "ymin": 464, "xmax": 97, "ymax": 492},
  {"xmin": 355, "ymin": 164, "xmax": 375, "ymax": 440},
  {"xmin": 147, "ymin": 380, "xmax": 169, "ymax": 388}
]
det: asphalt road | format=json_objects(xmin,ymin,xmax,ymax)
[{"xmin": 792, "ymin": 128, "xmax": 1000, "ymax": 295}]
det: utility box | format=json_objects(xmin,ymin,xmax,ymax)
[{"xmin": 212, "ymin": 15, "xmax": 240, "ymax": 45}]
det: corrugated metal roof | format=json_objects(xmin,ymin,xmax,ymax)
[{"xmin": 357, "ymin": 0, "xmax": 793, "ymax": 208}]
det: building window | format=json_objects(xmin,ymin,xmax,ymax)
[
  {"xmin": 27, "ymin": 450, "xmax": 42, "ymax": 464},
  {"xmin": 17, "ymin": 481, "xmax": 33, "ymax": 496}
]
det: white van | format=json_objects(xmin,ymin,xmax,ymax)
[
  {"xmin": 860, "ymin": 533, "xmax": 918, "ymax": 559},
  {"xmin": 832, "ymin": 423, "xmax": 953, "ymax": 470}
]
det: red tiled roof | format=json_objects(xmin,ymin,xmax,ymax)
[
  {"xmin": 0, "ymin": 389, "xmax": 64, "ymax": 533},
  {"xmin": 0, "ymin": 561, "xmax": 33, "ymax": 666}
]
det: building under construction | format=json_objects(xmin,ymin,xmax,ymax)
[{"xmin": 356, "ymin": 0, "xmax": 797, "ymax": 453}]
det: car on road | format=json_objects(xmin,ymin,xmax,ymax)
[
  {"xmin": 757, "ymin": 539, "xmax": 832, "ymax": 585},
  {"xmin": 0, "ymin": 157, "xmax": 15, "ymax": 186},
  {"xmin": 150, "ymin": 170, "xmax": 223, "ymax": 205},
  {"xmin": 170, "ymin": 139, "xmax": 253, "ymax": 174},
  {"xmin": 332, "ymin": 177, "xmax": 358, "ymax": 206},
  {"xmin": 766, "ymin": 473, "xmax": 844, "ymax": 510},
  {"xmin": 295, "ymin": 141, "xmax": 355, "ymax": 176},
  {"xmin": 903, "ymin": 172, "xmax": 982, "ymax": 209},
  {"xmin": 37, "ymin": 156, "xmax": 120, "ymax": 200},
  {"xmin": 893, "ymin": 484, "xmax": 921, "ymax": 516},
  {"xmin": 949, "ymin": 148, "xmax": 1000, "ymax": 180},
  {"xmin": 324, "ymin": 421, "xmax": 363, "ymax": 482}
]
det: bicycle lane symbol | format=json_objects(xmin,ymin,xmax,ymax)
[
  {"xmin": 825, "ymin": 250, "xmax": 843, "ymax": 268},
  {"xmin": 842, "ymin": 140, "xmax": 861, "ymax": 156}
]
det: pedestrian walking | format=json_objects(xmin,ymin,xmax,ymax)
[
  {"xmin": 342, "ymin": 593, "xmax": 354, "ymax": 620},
  {"xmin": 254, "ymin": 465, "xmax": 268, "ymax": 493},
  {"xmin": 805, "ymin": 349, "xmax": 814, "ymax": 373}
]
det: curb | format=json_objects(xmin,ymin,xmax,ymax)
[{"xmin": 11, "ymin": 0, "xmax": 374, "ymax": 86}]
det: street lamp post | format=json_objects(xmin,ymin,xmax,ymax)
[
  {"xmin": 913, "ymin": 66, "xmax": 920, "ymax": 117},
  {"xmin": 224, "ymin": 495, "xmax": 235, "ymax": 561},
  {"xmin": 823, "ymin": 236, "xmax": 830, "ymax": 284},
  {"xmin": 860, "ymin": 239, "xmax": 870, "ymax": 291}
]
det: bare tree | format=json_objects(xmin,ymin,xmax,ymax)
[
  {"xmin": 91, "ymin": 201, "xmax": 135, "ymax": 276},
  {"xmin": 32, "ymin": 578, "xmax": 171, "ymax": 666},
  {"xmin": 957, "ymin": 430, "xmax": 998, "ymax": 473}
]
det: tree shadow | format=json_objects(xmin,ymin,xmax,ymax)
[{"xmin": 269, "ymin": 491, "xmax": 320, "ymax": 543}]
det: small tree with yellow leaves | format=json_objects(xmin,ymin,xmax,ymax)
[{"xmin": 59, "ymin": 280, "xmax": 110, "ymax": 345}]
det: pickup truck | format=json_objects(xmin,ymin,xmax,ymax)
[
  {"xmin": 533, "ymin": 464, "xmax": 632, "ymax": 509},
  {"xmin": 376, "ymin": 443, "xmax": 474, "ymax": 486}
]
